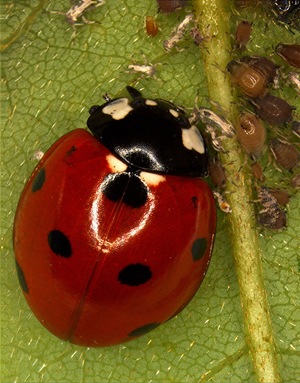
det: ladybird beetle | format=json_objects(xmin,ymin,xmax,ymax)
[{"xmin": 13, "ymin": 86, "xmax": 216, "ymax": 347}]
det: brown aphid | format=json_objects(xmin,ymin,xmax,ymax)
[
  {"xmin": 235, "ymin": 20, "xmax": 252, "ymax": 50},
  {"xmin": 276, "ymin": 43, "xmax": 300, "ymax": 68},
  {"xmin": 208, "ymin": 157, "xmax": 226, "ymax": 189},
  {"xmin": 291, "ymin": 173, "xmax": 300, "ymax": 188},
  {"xmin": 236, "ymin": 113, "xmax": 266, "ymax": 156},
  {"xmin": 254, "ymin": 94, "xmax": 293, "ymax": 125},
  {"xmin": 258, "ymin": 209, "xmax": 287, "ymax": 230},
  {"xmin": 257, "ymin": 186, "xmax": 287, "ymax": 230},
  {"xmin": 251, "ymin": 161, "xmax": 265, "ymax": 182},
  {"xmin": 270, "ymin": 138, "xmax": 300, "ymax": 171},
  {"xmin": 145, "ymin": 16, "xmax": 159, "ymax": 37},
  {"xmin": 240, "ymin": 56, "xmax": 277, "ymax": 83},
  {"xmin": 227, "ymin": 60, "xmax": 268, "ymax": 98},
  {"xmin": 156, "ymin": 0, "xmax": 188, "ymax": 13},
  {"xmin": 268, "ymin": 188, "xmax": 290, "ymax": 205}
]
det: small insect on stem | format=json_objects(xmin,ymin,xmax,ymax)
[
  {"xmin": 127, "ymin": 64, "xmax": 156, "ymax": 77},
  {"xmin": 191, "ymin": 108, "xmax": 235, "ymax": 137},
  {"xmin": 50, "ymin": 0, "xmax": 106, "ymax": 40},
  {"xmin": 163, "ymin": 14, "xmax": 194, "ymax": 51},
  {"xmin": 213, "ymin": 191, "xmax": 232, "ymax": 213},
  {"xmin": 190, "ymin": 108, "xmax": 235, "ymax": 152}
]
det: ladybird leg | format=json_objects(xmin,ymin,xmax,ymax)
[{"xmin": 126, "ymin": 86, "xmax": 143, "ymax": 99}]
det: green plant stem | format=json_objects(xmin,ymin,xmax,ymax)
[{"xmin": 194, "ymin": 1, "xmax": 282, "ymax": 382}]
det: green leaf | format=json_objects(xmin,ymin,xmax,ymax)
[{"xmin": 1, "ymin": 1, "xmax": 299, "ymax": 382}]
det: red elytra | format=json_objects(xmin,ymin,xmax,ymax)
[{"xmin": 14, "ymin": 88, "xmax": 216, "ymax": 347}]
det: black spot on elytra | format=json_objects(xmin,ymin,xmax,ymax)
[
  {"xmin": 66, "ymin": 145, "xmax": 76, "ymax": 156},
  {"xmin": 118, "ymin": 263, "xmax": 152, "ymax": 286},
  {"xmin": 102, "ymin": 173, "xmax": 148, "ymax": 208},
  {"xmin": 15, "ymin": 260, "xmax": 28, "ymax": 293},
  {"xmin": 192, "ymin": 238, "xmax": 207, "ymax": 261},
  {"xmin": 64, "ymin": 146, "xmax": 77, "ymax": 166},
  {"xmin": 128, "ymin": 323, "xmax": 160, "ymax": 337},
  {"xmin": 191, "ymin": 196, "xmax": 198, "ymax": 208},
  {"xmin": 32, "ymin": 168, "xmax": 46, "ymax": 192},
  {"xmin": 48, "ymin": 230, "xmax": 72, "ymax": 258}
]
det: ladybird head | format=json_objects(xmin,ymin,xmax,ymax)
[{"xmin": 87, "ymin": 87, "xmax": 208, "ymax": 177}]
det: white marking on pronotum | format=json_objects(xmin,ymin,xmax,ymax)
[
  {"xmin": 145, "ymin": 99, "xmax": 158, "ymax": 106},
  {"xmin": 102, "ymin": 98, "xmax": 133, "ymax": 120},
  {"xmin": 181, "ymin": 125, "xmax": 205, "ymax": 154},
  {"xmin": 169, "ymin": 109, "xmax": 179, "ymax": 118},
  {"xmin": 140, "ymin": 172, "xmax": 166, "ymax": 186},
  {"xmin": 106, "ymin": 154, "xmax": 127, "ymax": 173},
  {"xmin": 163, "ymin": 14, "xmax": 194, "ymax": 52}
]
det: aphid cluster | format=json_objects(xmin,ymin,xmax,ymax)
[{"xmin": 229, "ymin": 10, "xmax": 300, "ymax": 229}]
